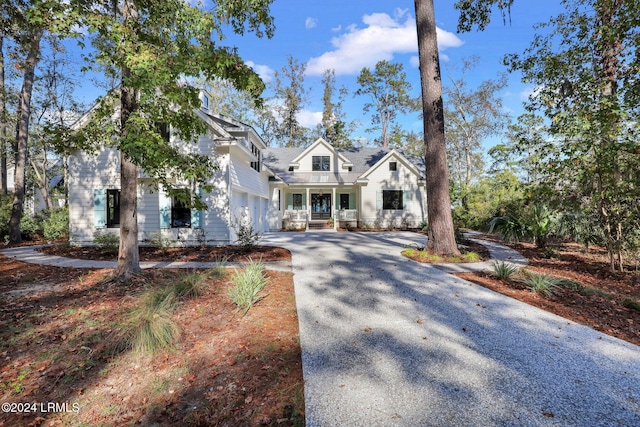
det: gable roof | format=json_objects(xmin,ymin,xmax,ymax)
[{"xmin": 262, "ymin": 144, "xmax": 425, "ymax": 185}]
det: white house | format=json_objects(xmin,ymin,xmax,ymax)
[
  {"xmin": 262, "ymin": 138, "xmax": 427, "ymax": 231},
  {"xmin": 68, "ymin": 95, "xmax": 428, "ymax": 246}
]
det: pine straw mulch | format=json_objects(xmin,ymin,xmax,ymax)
[
  {"xmin": 456, "ymin": 235, "xmax": 640, "ymax": 347},
  {"xmin": 0, "ymin": 248, "xmax": 303, "ymax": 427}
]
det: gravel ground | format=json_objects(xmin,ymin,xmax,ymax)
[{"xmin": 262, "ymin": 231, "xmax": 640, "ymax": 427}]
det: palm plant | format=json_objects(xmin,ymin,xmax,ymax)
[
  {"xmin": 518, "ymin": 270, "xmax": 572, "ymax": 297},
  {"xmin": 491, "ymin": 260, "xmax": 520, "ymax": 281}
]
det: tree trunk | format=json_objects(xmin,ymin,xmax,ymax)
[
  {"xmin": 414, "ymin": 0, "xmax": 460, "ymax": 255},
  {"xmin": 1, "ymin": 36, "xmax": 7, "ymax": 195},
  {"xmin": 113, "ymin": 0, "xmax": 142, "ymax": 280},
  {"xmin": 8, "ymin": 28, "xmax": 43, "ymax": 244},
  {"xmin": 113, "ymin": 83, "xmax": 142, "ymax": 279}
]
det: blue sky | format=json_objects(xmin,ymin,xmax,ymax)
[
  {"xmin": 217, "ymin": 0, "xmax": 563, "ymax": 145},
  {"xmin": 74, "ymin": 0, "xmax": 564, "ymax": 147}
]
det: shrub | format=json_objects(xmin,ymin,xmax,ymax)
[
  {"xmin": 43, "ymin": 207, "xmax": 69, "ymax": 241},
  {"xmin": 20, "ymin": 213, "xmax": 45, "ymax": 240},
  {"xmin": 234, "ymin": 221, "xmax": 261, "ymax": 252},
  {"xmin": 518, "ymin": 270, "xmax": 572, "ymax": 297},
  {"xmin": 491, "ymin": 260, "xmax": 520, "ymax": 281},
  {"xmin": 228, "ymin": 260, "xmax": 268, "ymax": 316},
  {"xmin": 93, "ymin": 230, "xmax": 119, "ymax": 255},
  {"xmin": 0, "ymin": 194, "xmax": 12, "ymax": 240},
  {"xmin": 145, "ymin": 232, "xmax": 175, "ymax": 253}
]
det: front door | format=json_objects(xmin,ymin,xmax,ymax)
[{"xmin": 311, "ymin": 193, "xmax": 332, "ymax": 220}]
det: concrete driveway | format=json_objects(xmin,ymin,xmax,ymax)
[{"xmin": 262, "ymin": 231, "xmax": 640, "ymax": 427}]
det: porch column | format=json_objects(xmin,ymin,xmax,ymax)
[
  {"xmin": 306, "ymin": 187, "xmax": 310, "ymax": 231},
  {"xmin": 332, "ymin": 187, "xmax": 337, "ymax": 230}
]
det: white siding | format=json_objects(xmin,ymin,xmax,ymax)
[
  {"xmin": 228, "ymin": 152, "xmax": 269, "ymax": 198},
  {"xmin": 359, "ymin": 155, "xmax": 426, "ymax": 228},
  {"xmin": 68, "ymin": 148, "xmax": 121, "ymax": 245},
  {"xmin": 68, "ymin": 113, "xmax": 272, "ymax": 246}
]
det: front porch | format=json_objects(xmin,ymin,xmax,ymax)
[
  {"xmin": 282, "ymin": 209, "xmax": 358, "ymax": 231},
  {"xmin": 280, "ymin": 186, "xmax": 358, "ymax": 232}
]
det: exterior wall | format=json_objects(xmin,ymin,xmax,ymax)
[
  {"xmin": 68, "ymin": 138, "xmax": 238, "ymax": 246},
  {"xmin": 359, "ymin": 155, "xmax": 426, "ymax": 228},
  {"xmin": 295, "ymin": 141, "xmax": 350, "ymax": 173},
  {"xmin": 68, "ymin": 147, "xmax": 121, "ymax": 245}
]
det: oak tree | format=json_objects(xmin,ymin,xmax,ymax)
[{"xmin": 79, "ymin": 0, "xmax": 274, "ymax": 279}]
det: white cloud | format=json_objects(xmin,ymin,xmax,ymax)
[
  {"xmin": 307, "ymin": 13, "xmax": 463, "ymax": 76},
  {"xmin": 297, "ymin": 109, "xmax": 323, "ymax": 128},
  {"xmin": 520, "ymin": 86, "xmax": 538, "ymax": 101},
  {"xmin": 246, "ymin": 61, "xmax": 275, "ymax": 83},
  {"xmin": 305, "ymin": 17, "xmax": 318, "ymax": 30}
]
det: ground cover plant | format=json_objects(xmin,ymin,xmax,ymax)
[
  {"xmin": 458, "ymin": 236, "xmax": 640, "ymax": 346},
  {"xmin": 0, "ymin": 250, "xmax": 303, "ymax": 426},
  {"xmin": 401, "ymin": 238, "xmax": 489, "ymax": 263}
]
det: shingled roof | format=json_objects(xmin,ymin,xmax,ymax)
[{"xmin": 262, "ymin": 146, "xmax": 425, "ymax": 185}]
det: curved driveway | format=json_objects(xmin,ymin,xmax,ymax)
[{"xmin": 262, "ymin": 231, "xmax": 640, "ymax": 427}]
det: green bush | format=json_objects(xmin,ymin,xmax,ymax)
[
  {"xmin": 228, "ymin": 260, "xmax": 268, "ymax": 316},
  {"xmin": 234, "ymin": 221, "xmax": 261, "ymax": 252},
  {"xmin": 43, "ymin": 207, "xmax": 69, "ymax": 241},
  {"xmin": 93, "ymin": 230, "xmax": 119, "ymax": 255},
  {"xmin": 20, "ymin": 213, "xmax": 45, "ymax": 240},
  {"xmin": 0, "ymin": 194, "xmax": 12, "ymax": 241},
  {"xmin": 145, "ymin": 232, "xmax": 176, "ymax": 253}
]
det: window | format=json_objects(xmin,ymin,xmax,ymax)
[
  {"xmin": 312, "ymin": 156, "xmax": 330, "ymax": 171},
  {"xmin": 156, "ymin": 122, "xmax": 170, "ymax": 143},
  {"xmin": 292, "ymin": 194, "xmax": 303, "ymax": 210},
  {"xmin": 202, "ymin": 94, "xmax": 209, "ymax": 109},
  {"xmin": 383, "ymin": 190, "xmax": 403, "ymax": 210},
  {"xmin": 389, "ymin": 161, "xmax": 397, "ymax": 171},
  {"xmin": 171, "ymin": 190, "xmax": 192, "ymax": 228},
  {"xmin": 106, "ymin": 189, "xmax": 120, "ymax": 227}
]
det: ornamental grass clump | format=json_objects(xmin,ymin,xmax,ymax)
[
  {"xmin": 174, "ymin": 271, "xmax": 209, "ymax": 299},
  {"xmin": 229, "ymin": 259, "xmax": 268, "ymax": 316},
  {"xmin": 120, "ymin": 290, "xmax": 180, "ymax": 355},
  {"xmin": 491, "ymin": 260, "xmax": 520, "ymax": 281}
]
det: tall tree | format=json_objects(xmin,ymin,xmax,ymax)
[
  {"xmin": 413, "ymin": 0, "xmax": 460, "ymax": 255},
  {"xmin": 503, "ymin": 0, "xmax": 640, "ymax": 271},
  {"xmin": 355, "ymin": 60, "xmax": 417, "ymax": 148},
  {"xmin": 319, "ymin": 68, "xmax": 353, "ymax": 148},
  {"xmin": 271, "ymin": 55, "xmax": 308, "ymax": 147},
  {"xmin": 80, "ymin": 0, "xmax": 274, "ymax": 279},
  {"xmin": 7, "ymin": 23, "xmax": 44, "ymax": 244},
  {"xmin": 0, "ymin": 35, "xmax": 7, "ymax": 195},
  {"xmin": 443, "ymin": 57, "xmax": 509, "ymax": 209},
  {"xmin": 6, "ymin": 0, "xmax": 81, "ymax": 243}
]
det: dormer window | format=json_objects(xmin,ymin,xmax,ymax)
[
  {"xmin": 202, "ymin": 94, "xmax": 209, "ymax": 109},
  {"xmin": 312, "ymin": 156, "xmax": 330, "ymax": 171}
]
